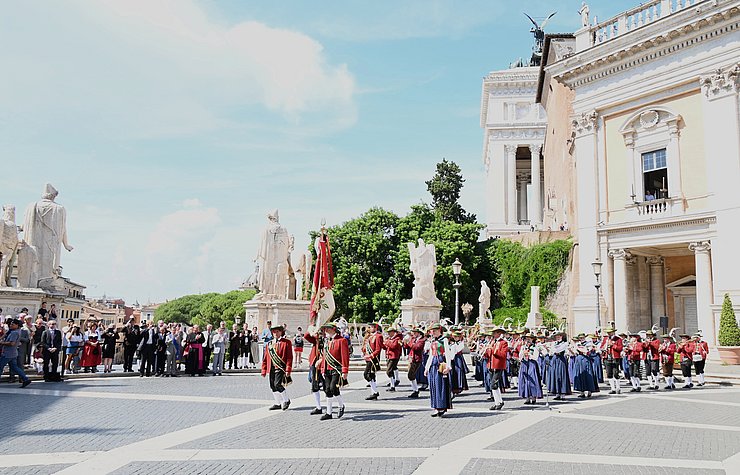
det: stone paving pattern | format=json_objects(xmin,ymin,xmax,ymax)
[
  {"xmin": 0, "ymin": 394, "xmax": 256, "ymax": 454},
  {"xmin": 462, "ymin": 459, "xmax": 725, "ymax": 475},
  {"xmin": 577, "ymin": 396, "xmax": 740, "ymax": 427},
  {"xmin": 110, "ymin": 458, "xmax": 425, "ymax": 475},
  {"xmin": 487, "ymin": 416, "xmax": 740, "ymax": 461},
  {"xmin": 0, "ymin": 466, "xmax": 73, "ymax": 475},
  {"xmin": 177, "ymin": 405, "xmax": 510, "ymax": 449}
]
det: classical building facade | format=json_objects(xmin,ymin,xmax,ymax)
[
  {"xmin": 480, "ymin": 67, "xmax": 547, "ymax": 237},
  {"xmin": 535, "ymin": 0, "xmax": 740, "ymax": 349}
]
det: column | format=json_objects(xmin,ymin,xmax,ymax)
[
  {"xmin": 609, "ymin": 249, "xmax": 629, "ymax": 333},
  {"xmin": 485, "ymin": 138, "xmax": 507, "ymax": 231},
  {"xmin": 571, "ymin": 110, "xmax": 600, "ymax": 333},
  {"xmin": 505, "ymin": 144, "xmax": 517, "ymax": 226},
  {"xmin": 690, "ymin": 242, "xmax": 715, "ymax": 345},
  {"xmin": 529, "ymin": 143, "xmax": 542, "ymax": 226},
  {"xmin": 647, "ymin": 256, "xmax": 666, "ymax": 327},
  {"xmin": 517, "ymin": 176, "xmax": 528, "ymax": 224}
]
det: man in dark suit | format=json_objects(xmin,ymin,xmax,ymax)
[
  {"xmin": 138, "ymin": 323, "xmax": 158, "ymax": 377},
  {"xmin": 120, "ymin": 319, "xmax": 139, "ymax": 372},
  {"xmin": 41, "ymin": 319, "xmax": 63, "ymax": 381}
]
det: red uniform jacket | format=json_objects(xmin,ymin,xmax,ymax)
[
  {"xmin": 509, "ymin": 338, "xmax": 522, "ymax": 359},
  {"xmin": 628, "ymin": 341, "xmax": 645, "ymax": 362},
  {"xmin": 362, "ymin": 332, "xmax": 383, "ymax": 361},
  {"xmin": 660, "ymin": 342, "xmax": 676, "ymax": 364},
  {"xmin": 405, "ymin": 336, "xmax": 425, "ymax": 363},
  {"xmin": 485, "ymin": 338, "xmax": 508, "ymax": 370},
  {"xmin": 678, "ymin": 341, "xmax": 696, "ymax": 360},
  {"xmin": 645, "ymin": 338, "xmax": 661, "ymax": 361},
  {"xmin": 605, "ymin": 336, "xmax": 623, "ymax": 360},
  {"xmin": 693, "ymin": 341, "xmax": 709, "ymax": 360},
  {"xmin": 384, "ymin": 334, "xmax": 402, "ymax": 360},
  {"xmin": 261, "ymin": 337, "xmax": 293, "ymax": 376},
  {"xmin": 319, "ymin": 334, "xmax": 350, "ymax": 374},
  {"xmin": 304, "ymin": 332, "xmax": 321, "ymax": 366}
]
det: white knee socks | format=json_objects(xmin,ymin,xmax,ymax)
[
  {"xmin": 280, "ymin": 390, "xmax": 289, "ymax": 403},
  {"xmin": 394, "ymin": 369, "xmax": 400, "ymax": 382},
  {"xmin": 370, "ymin": 380, "xmax": 378, "ymax": 393},
  {"xmin": 313, "ymin": 391, "xmax": 321, "ymax": 409},
  {"xmin": 492, "ymin": 388, "xmax": 503, "ymax": 405},
  {"xmin": 698, "ymin": 373, "xmax": 705, "ymax": 385},
  {"xmin": 336, "ymin": 394, "xmax": 344, "ymax": 407},
  {"xmin": 272, "ymin": 392, "xmax": 282, "ymax": 404},
  {"xmin": 411, "ymin": 380, "xmax": 419, "ymax": 392},
  {"xmin": 326, "ymin": 397, "xmax": 334, "ymax": 414}
]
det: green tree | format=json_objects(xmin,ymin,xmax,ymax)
[
  {"xmin": 154, "ymin": 289, "xmax": 256, "ymax": 327},
  {"xmin": 425, "ymin": 159, "xmax": 476, "ymax": 224},
  {"xmin": 718, "ymin": 293, "xmax": 740, "ymax": 346},
  {"xmin": 155, "ymin": 293, "xmax": 216, "ymax": 324}
]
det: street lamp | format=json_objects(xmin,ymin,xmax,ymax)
[
  {"xmin": 452, "ymin": 258, "xmax": 462, "ymax": 325},
  {"xmin": 591, "ymin": 258, "xmax": 603, "ymax": 329},
  {"xmin": 235, "ymin": 315, "xmax": 242, "ymax": 325}
]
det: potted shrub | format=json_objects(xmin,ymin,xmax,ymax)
[{"xmin": 717, "ymin": 293, "xmax": 740, "ymax": 364}]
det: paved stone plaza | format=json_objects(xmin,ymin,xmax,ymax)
[{"xmin": 0, "ymin": 372, "xmax": 738, "ymax": 474}]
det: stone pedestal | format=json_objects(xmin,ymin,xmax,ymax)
[
  {"xmin": 526, "ymin": 286, "xmax": 542, "ymax": 328},
  {"xmin": 0, "ymin": 287, "xmax": 55, "ymax": 317},
  {"xmin": 400, "ymin": 300, "xmax": 441, "ymax": 326},
  {"xmin": 244, "ymin": 299, "xmax": 311, "ymax": 335}
]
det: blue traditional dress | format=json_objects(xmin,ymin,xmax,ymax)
[
  {"xmin": 518, "ymin": 345, "xmax": 543, "ymax": 399},
  {"xmin": 426, "ymin": 336, "xmax": 452, "ymax": 411},
  {"xmin": 546, "ymin": 341, "xmax": 572, "ymax": 395},
  {"xmin": 451, "ymin": 342, "xmax": 468, "ymax": 394},
  {"xmin": 416, "ymin": 350, "xmax": 429, "ymax": 387},
  {"xmin": 589, "ymin": 340, "xmax": 604, "ymax": 384},
  {"xmin": 572, "ymin": 342, "xmax": 598, "ymax": 393}
]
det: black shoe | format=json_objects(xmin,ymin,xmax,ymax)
[
  {"xmin": 269, "ymin": 404, "xmax": 282, "ymax": 410},
  {"xmin": 310, "ymin": 407, "xmax": 323, "ymax": 415},
  {"xmin": 553, "ymin": 395, "xmax": 562, "ymax": 400},
  {"xmin": 636, "ymin": 387, "xmax": 641, "ymax": 392},
  {"xmin": 578, "ymin": 393, "xmax": 586, "ymax": 398},
  {"xmin": 395, "ymin": 380, "xmax": 400, "ymax": 387},
  {"xmin": 365, "ymin": 393, "xmax": 379, "ymax": 400},
  {"xmin": 629, "ymin": 388, "xmax": 637, "ymax": 392},
  {"xmin": 385, "ymin": 382, "xmax": 391, "ymax": 387},
  {"xmin": 419, "ymin": 385, "xmax": 428, "ymax": 391},
  {"xmin": 431, "ymin": 412, "xmax": 439, "ymax": 417},
  {"xmin": 437, "ymin": 410, "xmax": 446, "ymax": 417},
  {"xmin": 608, "ymin": 390, "xmax": 616, "ymax": 395},
  {"xmin": 408, "ymin": 391, "xmax": 419, "ymax": 398},
  {"xmin": 387, "ymin": 387, "xmax": 396, "ymax": 392},
  {"xmin": 338, "ymin": 406, "xmax": 345, "ymax": 418},
  {"xmin": 21, "ymin": 380, "xmax": 31, "ymax": 388},
  {"xmin": 282, "ymin": 400, "xmax": 291, "ymax": 411},
  {"xmin": 139, "ymin": 374, "xmax": 144, "ymax": 378},
  {"xmin": 320, "ymin": 413, "xmax": 333, "ymax": 421}
]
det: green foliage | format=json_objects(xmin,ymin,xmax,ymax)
[
  {"xmin": 718, "ymin": 293, "xmax": 740, "ymax": 346},
  {"xmin": 154, "ymin": 289, "xmax": 256, "ymax": 327},
  {"xmin": 492, "ymin": 307, "xmax": 561, "ymax": 329},
  {"xmin": 493, "ymin": 239, "xmax": 571, "ymax": 308},
  {"xmin": 425, "ymin": 159, "xmax": 476, "ymax": 224}
]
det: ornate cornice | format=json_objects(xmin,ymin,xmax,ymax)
[
  {"xmin": 572, "ymin": 110, "xmax": 599, "ymax": 137},
  {"xmin": 646, "ymin": 256, "xmax": 665, "ymax": 266},
  {"xmin": 700, "ymin": 62, "xmax": 740, "ymax": 99},
  {"xmin": 608, "ymin": 248, "xmax": 630, "ymax": 260},
  {"xmin": 550, "ymin": 3, "xmax": 740, "ymax": 89},
  {"xmin": 599, "ymin": 214, "xmax": 716, "ymax": 235},
  {"xmin": 488, "ymin": 128, "xmax": 546, "ymax": 141}
]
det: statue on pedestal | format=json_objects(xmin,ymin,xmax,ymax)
[
  {"xmin": 1, "ymin": 205, "xmax": 19, "ymax": 286},
  {"xmin": 16, "ymin": 240, "xmax": 39, "ymax": 289},
  {"xmin": 23, "ymin": 184, "xmax": 74, "ymax": 286},
  {"xmin": 254, "ymin": 209, "xmax": 294, "ymax": 300},
  {"xmin": 579, "ymin": 2, "xmax": 590, "ymax": 28},
  {"xmin": 478, "ymin": 280, "xmax": 491, "ymax": 322},
  {"xmin": 408, "ymin": 239, "xmax": 441, "ymax": 305}
]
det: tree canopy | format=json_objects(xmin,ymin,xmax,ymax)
[{"xmin": 154, "ymin": 289, "xmax": 256, "ymax": 327}]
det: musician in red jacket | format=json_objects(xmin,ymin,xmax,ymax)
[
  {"xmin": 677, "ymin": 333, "xmax": 695, "ymax": 388},
  {"xmin": 318, "ymin": 322, "xmax": 349, "ymax": 420},
  {"xmin": 384, "ymin": 326, "xmax": 403, "ymax": 392},
  {"xmin": 627, "ymin": 334, "xmax": 645, "ymax": 392},
  {"xmin": 362, "ymin": 322, "xmax": 384, "ymax": 400},
  {"xmin": 484, "ymin": 326, "xmax": 508, "ymax": 411},
  {"xmin": 692, "ymin": 333, "xmax": 709, "ymax": 387},
  {"xmin": 644, "ymin": 330, "xmax": 661, "ymax": 390},
  {"xmin": 404, "ymin": 327, "xmax": 425, "ymax": 398},
  {"xmin": 303, "ymin": 328, "xmax": 324, "ymax": 415},
  {"xmin": 261, "ymin": 324, "xmax": 293, "ymax": 410},
  {"xmin": 659, "ymin": 334, "xmax": 677, "ymax": 390},
  {"xmin": 603, "ymin": 327, "xmax": 623, "ymax": 394}
]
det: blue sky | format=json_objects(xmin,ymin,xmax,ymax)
[{"xmin": 1, "ymin": 0, "xmax": 631, "ymax": 303}]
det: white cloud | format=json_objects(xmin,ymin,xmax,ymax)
[{"xmin": 0, "ymin": 0, "xmax": 356, "ymax": 139}]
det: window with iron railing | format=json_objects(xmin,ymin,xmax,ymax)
[{"xmin": 642, "ymin": 149, "xmax": 668, "ymax": 201}]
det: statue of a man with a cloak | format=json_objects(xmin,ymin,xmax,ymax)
[
  {"xmin": 254, "ymin": 209, "xmax": 293, "ymax": 300},
  {"xmin": 23, "ymin": 184, "xmax": 73, "ymax": 285}
]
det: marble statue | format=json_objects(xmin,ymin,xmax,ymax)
[
  {"xmin": 23, "ymin": 184, "xmax": 74, "ymax": 285},
  {"xmin": 478, "ymin": 280, "xmax": 491, "ymax": 321},
  {"xmin": 16, "ymin": 240, "xmax": 39, "ymax": 289},
  {"xmin": 408, "ymin": 238, "xmax": 441, "ymax": 305},
  {"xmin": 254, "ymin": 209, "xmax": 294, "ymax": 300},
  {"xmin": 578, "ymin": 2, "xmax": 590, "ymax": 28},
  {"xmin": 1, "ymin": 205, "xmax": 19, "ymax": 286}
]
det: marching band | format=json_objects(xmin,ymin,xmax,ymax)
[{"xmin": 263, "ymin": 319, "xmax": 712, "ymax": 419}]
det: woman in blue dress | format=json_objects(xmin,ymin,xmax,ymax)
[
  {"xmin": 546, "ymin": 331, "xmax": 571, "ymax": 400},
  {"xmin": 588, "ymin": 333, "xmax": 604, "ymax": 384},
  {"xmin": 571, "ymin": 335, "xmax": 598, "ymax": 398},
  {"xmin": 424, "ymin": 323, "xmax": 453, "ymax": 417},
  {"xmin": 518, "ymin": 333, "xmax": 543, "ymax": 404},
  {"xmin": 450, "ymin": 331, "xmax": 469, "ymax": 396}
]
